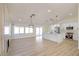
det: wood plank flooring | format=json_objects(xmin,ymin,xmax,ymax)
[{"xmin": 7, "ymin": 37, "xmax": 79, "ymax": 56}]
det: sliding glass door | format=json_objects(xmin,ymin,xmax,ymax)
[
  {"xmin": 36, "ymin": 27, "xmax": 42, "ymax": 36},
  {"xmin": 36, "ymin": 27, "xmax": 43, "ymax": 42}
]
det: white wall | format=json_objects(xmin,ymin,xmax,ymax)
[
  {"xmin": 0, "ymin": 4, "xmax": 2, "ymax": 56},
  {"xmin": 0, "ymin": 4, "xmax": 5, "ymax": 55},
  {"xmin": 78, "ymin": 4, "xmax": 79, "ymax": 49}
]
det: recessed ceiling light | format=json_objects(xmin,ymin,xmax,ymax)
[
  {"xmin": 69, "ymin": 13, "xmax": 72, "ymax": 16},
  {"xmin": 32, "ymin": 10, "xmax": 35, "ymax": 12},
  {"xmin": 39, "ymin": 14, "xmax": 40, "ymax": 15},
  {"xmin": 19, "ymin": 19, "xmax": 22, "ymax": 22},
  {"xmin": 48, "ymin": 9, "xmax": 51, "ymax": 12}
]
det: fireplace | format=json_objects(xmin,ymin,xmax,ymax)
[{"xmin": 65, "ymin": 32, "xmax": 73, "ymax": 39}]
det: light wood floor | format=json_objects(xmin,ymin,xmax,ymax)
[{"xmin": 7, "ymin": 37, "xmax": 79, "ymax": 56}]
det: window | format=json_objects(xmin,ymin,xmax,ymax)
[
  {"xmin": 4, "ymin": 26, "xmax": 10, "ymax": 35},
  {"xmin": 36, "ymin": 27, "xmax": 43, "ymax": 42},
  {"xmin": 25, "ymin": 26, "xmax": 33, "ymax": 33},
  {"xmin": 29, "ymin": 26, "xmax": 33, "ymax": 33},
  {"xmin": 19, "ymin": 27, "xmax": 24, "ymax": 34},
  {"xmin": 39, "ymin": 27, "xmax": 42, "ymax": 35},
  {"xmin": 36, "ymin": 27, "xmax": 40, "ymax": 36},
  {"xmin": 14, "ymin": 26, "xmax": 19, "ymax": 34},
  {"xmin": 14, "ymin": 26, "xmax": 33, "ymax": 34},
  {"xmin": 36, "ymin": 27, "xmax": 42, "ymax": 36},
  {"xmin": 25, "ymin": 27, "xmax": 29, "ymax": 33}
]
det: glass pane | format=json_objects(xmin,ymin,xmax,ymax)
[
  {"xmin": 19, "ymin": 27, "xmax": 24, "ymax": 34},
  {"xmin": 36, "ymin": 27, "xmax": 40, "ymax": 36},
  {"xmin": 29, "ymin": 27, "xmax": 33, "ymax": 33},
  {"xmin": 25, "ymin": 27, "xmax": 29, "ymax": 33},
  {"xmin": 4, "ymin": 26, "xmax": 10, "ymax": 35},
  {"xmin": 14, "ymin": 26, "xmax": 19, "ymax": 34},
  {"xmin": 39, "ymin": 27, "xmax": 42, "ymax": 35}
]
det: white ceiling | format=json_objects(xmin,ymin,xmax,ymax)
[{"xmin": 5, "ymin": 3, "xmax": 78, "ymax": 25}]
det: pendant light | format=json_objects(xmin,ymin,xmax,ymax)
[{"xmin": 29, "ymin": 14, "xmax": 36, "ymax": 27}]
